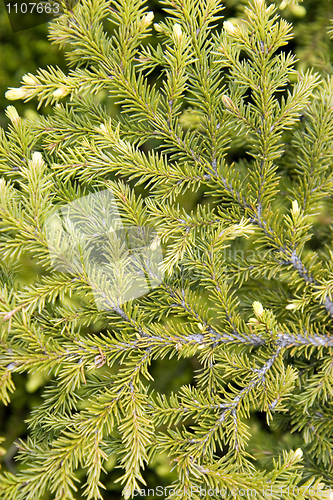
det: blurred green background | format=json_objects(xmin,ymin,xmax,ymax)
[{"xmin": 0, "ymin": 0, "xmax": 333, "ymax": 497}]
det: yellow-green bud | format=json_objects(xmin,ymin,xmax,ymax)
[
  {"xmin": 5, "ymin": 106, "xmax": 20, "ymax": 126},
  {"xmin": 5, "ymin": 87, "xmax": 27, "ymax": 100},
  {"xmin": 30, "ymin": 152, "xmax": 44, "ymax": 171},
  {"xmin": 289, "ymin": 4, "xmax": 306, "ymax": 17},
  {"xmin": 22, "ymin": 74, "xmax": 38, "ymax": 86},
  {"xmin": 253, "ymin": 301, "xmax": 264, "ymax": 317},
  {"xmin": 222, "ymin": 95, "xmax": 237, "ymax": 112},
  {"xmin": 173, "ymin": 23, "xmax": 182, "ymax": 41},
  {"xmin": 142, "ymin": 11, "xmax": 154, "ymax": 26},
  {"xmin": 223, "ymin": 20, "xmax": 236, "ymax": 34},
  {"xmin": 291, "ymin": 200, "xmax": 299, "ymax": 216},
  {"xmin": 248, "ymin": 317, "xmax": 260, "ymax": 325},
  {"xmin": 285, "ymin": 302, "xmax": 298, "ymax": 310},
  {"xmin": 52, "ymin": 87, "xmax": 69, "ymax": 98}
]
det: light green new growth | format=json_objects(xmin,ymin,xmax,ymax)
[{"xmin": 1, "ymin": 0, "xmax": 333, "ymax": 498}]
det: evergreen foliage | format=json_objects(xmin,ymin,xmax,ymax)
[
  {"xmin": 1, "ymin": 0, "xmax": 333, "ymax": 498},
  {"xmin": 0, "ymin": 0, "xmax": 68, "ymax": 126}
]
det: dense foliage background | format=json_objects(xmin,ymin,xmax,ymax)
[
  {"xmin": 2, "ymin": 0, "xmax": 333, "ymax": 121},
  {"xmin": 1, "ymin": 0, "xmax": 333, "ymax": 498}
]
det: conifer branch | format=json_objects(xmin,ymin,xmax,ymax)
[{"xmin": 2, "ymin": 0, "xmax": 333, "ymax": 497}]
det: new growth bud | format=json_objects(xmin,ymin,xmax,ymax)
[
  {"xmin": 253, "ymin": 301, "xmax": 264, "ymax": 317},
  {"xmin": 5, "ymin": 87, "xmax": 27, "ymax": 100},
  {"xmin": 52, "ymin": 87, "xmax": 69, "ymax": 98},
  {"xmin": 248, "ymin": 317, "xmax": 260, "ymax": 325},
  {"xmin": 123, "ymin": 488, "xmax": 131, "ymax": 500},
  {"xmin": 223, "ymin": 20, "xmax": 236, "ymax": 34},
  {"xmin": 173, "ymin": 23, "xmax": 182, "ymax": 41},
  {"xmin": 285, "ymin": 302, "xmax": 298, "ymax": 310},
  {"xmin": 291, "ymin": 200, "xmax": 299, "ymax": 216},
  {"xmin": 142, "ymin": 11, "xmax": 154, "ymax": 26},
  {"xmin": 289, "ymin": 4, "xmax": 306, "ymax": 17},
  {"xmin": 222, "ymin": 95, "xmax": 237, "ymax": 113},
  {"xmin": 5, "ymin": 106, "xmax": 20, "ymax": 126},
  {"xmin": 30, "ymin": 152, "xmax": 44, "ymax": 171},
  {"xmin": 22, "ymin": 73, "xmax": 38, "ymax": 86}
]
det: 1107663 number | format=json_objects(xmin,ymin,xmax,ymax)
[{"xmin": 6, "ymin": 2, "xmax": 60, "ymax": 14}]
